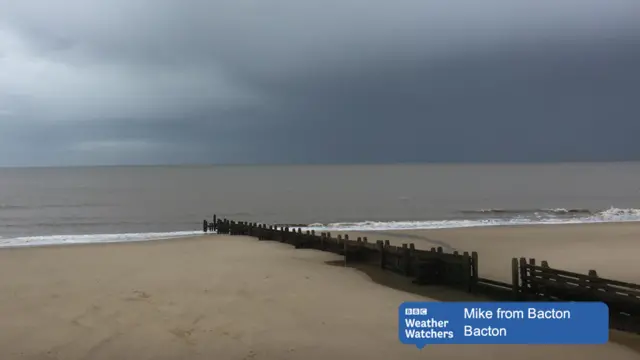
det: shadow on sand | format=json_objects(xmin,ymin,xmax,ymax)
[{"xmin": 324, "ymin": 260, "xmax": 490, "ymax": 302}]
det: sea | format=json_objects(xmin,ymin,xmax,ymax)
[{"xmin": 1, "ymin": 162, "xmax": 640, "ymax": 248}]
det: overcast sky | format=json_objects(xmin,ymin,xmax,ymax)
[{"xmin": 1, "ymin": 0, "xmax": 640, "ymax": 166}]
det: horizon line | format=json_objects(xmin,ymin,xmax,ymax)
[{"xmin": 1, "ymin": 159, "xmax": 639, "ymax": 170}]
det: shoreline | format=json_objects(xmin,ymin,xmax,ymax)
[
  {"xmin": 0, "ymin": 234, "xmax": 208, "ymax": 250},
  {"xmin": 0, "ymin": 232, "xmax": 205, "ymax": 249},
  {"xmin": 297, "ymin": 218, "xmax": 640, "ymax": 232},
  {"xmin": 3, "ymin": 218, "xmax": 640, "ymax": 250}
]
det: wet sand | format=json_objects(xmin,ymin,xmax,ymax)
[{"xmin": 0, "ymin": 234, "xmax": 638, "ymax": 359}]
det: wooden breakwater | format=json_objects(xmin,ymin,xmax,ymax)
[{"xmin": 203, "ymin": 217, "xmax": 640, "ymax": 333}]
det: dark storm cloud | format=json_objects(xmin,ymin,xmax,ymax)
[{"xmin": 1, "ymin": 0, "xmax": 640, "ymax": 166}]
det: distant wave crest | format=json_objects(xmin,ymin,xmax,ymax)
[
  {"xmin": 294, "ymin": 207, "xmax": 640, "ymax": 232},
  {"xmin": 459, "ymin": 208, "xmax": 592, "ymax": 215},
  {"xmin": 0, "ymin": 203, "xmax": 110, "ymax": 210}
]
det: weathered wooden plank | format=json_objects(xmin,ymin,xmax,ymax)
[
  {"xmin": 528, "ymin": 269, "xmax": 640, "ymax": 296},
  {"xmin": 478, "ymin": 278, "xmax": 513, "ymax": 289},
  {"xmin": 532, "ymin": 277, "xmax": 640, "ymax": 305},
  {"xmin": 525, "ymin": 264, "xmax": 640, "ymax": 291}
]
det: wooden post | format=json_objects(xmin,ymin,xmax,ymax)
[
  {"xmin": 402, "ymin": 244, "xmax": 411, "ymax": 275},
  {"xmin": 461, "ymin": 251, "xmax": 471, "ymax": 292},
  {"xmin": 587, "ymin": 269, "xmax": 601, "ymax": 294},
  {"xmin": 203, "ymin": 220, "xmax": 208, "ymax": 233},
  {"xmin": 540, "ymin": 261, "xmax": 553, "ymax": 296},
  {"xmin": 302, "ymin": 230, "xmax": 309, "ymax": 248},
  {"xmin": 295, "ymin": 228, "xmax": 302, "ymax": 248},
  {"xmin": 511, "ymin": 258, "xmax": 520, "ymax": 300},
  {"xmin": 471, "ymin": 251, "xmax": 479, "ymax": 290},
  {"xmin": 344, "ymin": 238, "xmax": 348, "ymax": 267},
  {"xmin": 383, "ymin": 241, "xmax": 391, "ymax": 268},
  {"xmin": 519, "ymin": 257, "xmax": 528, "ymax": 298},
  {"xmin": 377, "ymin": 240, "xmax": 385, "ymax": 269},
  {"xmin": 409, "ymin": 243, "xmax": 416, "ymax": 275},
  {"xmin": 213, "ymin": 215, "xmax": 217, "ymax": 230},
  {"xmin": 310, "ymin": 230, "xmax": 316, "ymax": 248},
  {"xmin": 528, "ymin": 258, "xmax": 538, "ymax": 297},
  {"xmin": 437, "ymin": 246, "xmax": 443, "ymax": 253}
]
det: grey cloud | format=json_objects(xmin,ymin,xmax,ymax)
[{"xmin": 1, "ymin": 0, "xmax": 640, "ymax": 166}]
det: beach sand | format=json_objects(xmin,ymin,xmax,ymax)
[
  {"xmin": 0, "ymin": 233, "xmax": 639, "ymax": 360},
  {"xmin": 345, "ymin": 222, "xmax": 640, "ymax": 284}
]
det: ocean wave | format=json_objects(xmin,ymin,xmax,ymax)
[
  {"xmin": 0, "ymin": 203, "xmax": 111, "ymax": 210},
  {"xmin": 3, "ymin": 207, "xmax": 640, "ymax": 247},
  {"xmin": 2, "ymin": 220, "xmax": 181, "ymax": 228},
  {"xmin": 294, "ymin": 207, "xmax": 640, "ymax": 232},
  {"xmin": 459, "ymin": 208, "xmax": 592, "ymax": 215},
  {"xmin": 0, "ymin": 231, "xmax": 204, "ymax": 248}
]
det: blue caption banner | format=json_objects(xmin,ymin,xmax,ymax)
[{"xmin": 399, "ymin": 302, "xmax": 608, "ymax": 348}]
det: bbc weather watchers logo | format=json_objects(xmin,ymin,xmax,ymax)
[{"xmin": 405, "ymin": 307, "xmax": 428, "ymax": 316}]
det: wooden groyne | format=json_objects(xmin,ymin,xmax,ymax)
[{"xmin": 203, "ymin": 217, "xmax": 640, "ymax": 333}]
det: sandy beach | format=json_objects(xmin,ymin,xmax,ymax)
[
  {"xmin": 346, "ymin": 222, "xmax": 640, "ymax": 284},
  {"xmin": 1, "ymin": 232, "xmax": 639, "ymax": 360}
]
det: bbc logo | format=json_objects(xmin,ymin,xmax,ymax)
[{"xmin": 405, "ymin": 308, "xmax": 428, "ymax": 315}]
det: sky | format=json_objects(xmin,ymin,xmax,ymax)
[{"xmin": 1, "ymin": 0, "xmax": 640, "ymax": 166}]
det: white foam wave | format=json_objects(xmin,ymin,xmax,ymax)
[
  {"xmin": 295, "ymin": 207, "xmax": 640, "ymax": 232},
  {"xmin": 0, "ymin": 231, "xmax": 204, "ymax": 248},
  {"xmin": 3, "ymin": 208, "xmax": 640, "ymax": 247}
]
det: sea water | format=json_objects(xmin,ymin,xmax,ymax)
[{"xmin": 1, "ymin": 162, "xmax": 640, "ymax": 248}]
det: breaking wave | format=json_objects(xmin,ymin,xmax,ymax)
[
  {"xmin": 2, "ymin": 208, "xmax": 639, "ymax": 248},
  {"xmin": 295, "ymin": 207, "xmax": 640, "ymax": 232},
  {"xmin": 459, "ymin": 208, "xmax": 593, "ymax": 215},
  {"xmin": 0, "ymin": 231, "xmax": 204, "ymax": 248}
]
